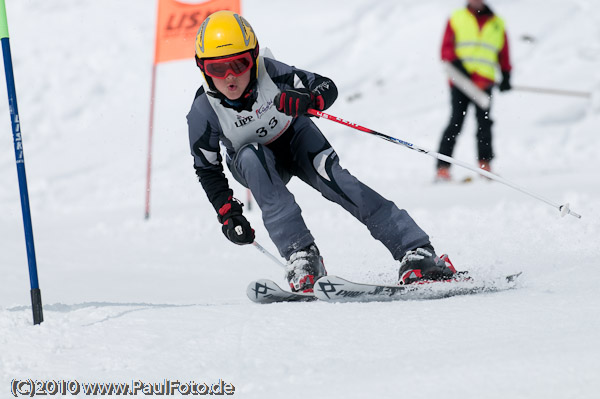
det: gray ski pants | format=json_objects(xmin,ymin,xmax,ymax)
[{"xmin": 227, "ymin": 116, "xmax": 429, "ymax": 260}]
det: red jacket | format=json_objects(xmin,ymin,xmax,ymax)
[{"xmin": 441, "ymin": 5, "xmax": 511, "ymax": 89}]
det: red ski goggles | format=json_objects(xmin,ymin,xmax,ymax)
[{"xmin": 199, "ymin": 52, "xmax": 254, "ymax": 79}]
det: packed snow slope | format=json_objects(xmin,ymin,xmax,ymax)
[{"xmin": 1, "ymin": 0, "xmax": 599, "ymax": 398}]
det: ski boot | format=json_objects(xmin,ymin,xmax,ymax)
[
  {"xmin": 398, "ymin": 245, "xmax": 457, "ymax": 285},
  {"xmin": 478, "ymin": 160, "xmax": 492, "ymax": 181},
  {"xmin": 435, "ymin": 167, "xmax": 452, "ymax": 183},
  {"xmin": 285, "ymin": 243, "xmax": 327, "ymax": 293},
  {"xmin": 479, "ymin": 160, "xmax": 491, "ymax": 172}
]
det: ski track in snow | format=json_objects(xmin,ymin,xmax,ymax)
[{"xmin": 1, "ymin": 0, "xmax": 599, "ymax": 398}]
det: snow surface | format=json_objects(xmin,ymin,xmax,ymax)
[{"xmin": 1, "ymin": 0, "xmax": 599, "ymax": 397}]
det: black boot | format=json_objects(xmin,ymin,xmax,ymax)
[
  {"xmin": 398, "ymin": 244, "xmax": 456, "ymax": 285},
  {"xmin": 285, "ymin": 244, "xmax": 327, "ymax": 292}
]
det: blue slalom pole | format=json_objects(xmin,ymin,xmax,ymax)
[{"xmin": 1, "ymin": 0, "xmax": 43, "ymax": 325}]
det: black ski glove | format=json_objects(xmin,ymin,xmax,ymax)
[
  {"xmin": 499, "ymin": 70, "xmax": 512, "ymax": 92},
  {"xmin": 451, "ymin": 59, "xmax": 470, "ymax": 77},
  {"xmin": 274, "ymin": 88, "xmax": 324, "ymax": 117},
  {"xmin": 217, "ymin": 197, "xmax": 255, "ymax": 245}
]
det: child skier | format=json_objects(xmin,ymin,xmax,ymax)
[{"xmin": 187, "ymin": 11, "xmax": 456, "ymax": 292}]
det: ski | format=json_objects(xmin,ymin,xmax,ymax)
[
  {"xmin": 246, "ymin": 279, "xmax": 317, "ymax": 304},
  {"xmin": 444, "ymin": 61, "xmax": 491, "ymax": 109},
  {"xmin": 313, "ymin": 272, "xmax": 522, "ymax": 303}
]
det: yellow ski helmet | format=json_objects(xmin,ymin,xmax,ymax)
[
  {"xmin": 195, "ymin": 10, "xmax": 257, "ymax": 59},
  {"xmin": 195, "ymin": 11, "xmax": 259, "ymax": 88}
]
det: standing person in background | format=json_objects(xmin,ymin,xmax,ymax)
[{"xmin": 436, "ymin": 0, "xmax": 512, "ymax": 182}]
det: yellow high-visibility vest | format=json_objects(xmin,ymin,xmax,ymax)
[{"xmin": 450, "ymin": 8, "xmax": 505, "ymax": 81}]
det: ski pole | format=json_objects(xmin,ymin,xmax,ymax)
[
  {"xmin": 307, "ymin": 109, "xmax": 582, "ymax": 219},
  {"xmin": 1, "ymin": 0, "xmax": 44, "ymax": 324},
  {"xmin": 253, "ymin": 241, "xmax": 286, "ymax": 268},
  {"xmin": 511, "ymin": 85, "xmax": 591, "ymax": 99}
]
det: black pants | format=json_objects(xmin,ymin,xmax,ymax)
[{"xmin": 437, "ymin": 85, "xmax": 494, "ymax": 168}]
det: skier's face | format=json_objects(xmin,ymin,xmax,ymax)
[
  {"xmin": 467, "ymin": 0, "xmax": 484, "ymax": 10},
  {"xmin": 212, "ymin": 69, "xmax": 251, "ymax": 100}
]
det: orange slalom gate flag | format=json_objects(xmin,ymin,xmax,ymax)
[{"xmin": 154, "ymin": 0, "xmax": 241, "ymax": 64}]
